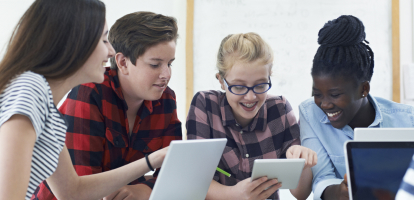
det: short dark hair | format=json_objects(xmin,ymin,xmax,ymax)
[
  {"xmin": 0, "ymin": 0, "xmax": 106, "ymax": 92},
  {"xmin": 311, "ymin": 15, "xmax": 374, "ymax": 84},
  {"xmin": 109, "ymin": 11, "xmax": 178, "ymax": 69}
]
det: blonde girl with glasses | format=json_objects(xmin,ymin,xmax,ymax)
[{"xmin": 187, "ymin": 33, "xmax": 316, "ymax": 200}]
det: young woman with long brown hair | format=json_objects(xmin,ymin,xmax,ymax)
[{"xmin": 0, "ymin": 0, "xmax": 167, "ymax": 199}]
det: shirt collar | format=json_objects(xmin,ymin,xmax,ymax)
[
  {"xmin": 106, "ymin": 68, "xmax": 161, "ymax": 113},
  {"xmin": 219, "ymin": 92, "xmax": 267, "ymax": 132},
  {"xmin": 319, "ymin": 94, "xmax": 383, "ymax": 126},
  {"xmin": 367, "ymin": 94, "xmax": 382, "ymax": 127}
]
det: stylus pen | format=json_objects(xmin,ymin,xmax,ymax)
[{"xmin": 216, "ymin": 167, "xmax": 231, "ymax": 177}]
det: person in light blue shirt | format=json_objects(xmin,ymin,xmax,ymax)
[{"xmin": 299, "ymin": 15, "xmax": 414, "ymax": 200}]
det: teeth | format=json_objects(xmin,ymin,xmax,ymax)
[
  {"xmin": 327, "ymin": 111, "xmax": 341, "ymax": 117},
  {"xmin": 242, "ymin": 102, "xmax": 256, "ymax": 108}
]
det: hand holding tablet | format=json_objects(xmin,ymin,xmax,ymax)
[{"xmin": 251, "ymin": 159, "xmax": 306, "ymax": 189}]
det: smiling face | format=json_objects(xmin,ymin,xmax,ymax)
[
  {"xmin": 78, "ymin": 22, "xmax": 115, "ymax": 84},
  {"xmin": 312, "ymin": 74, "xmax": 369, "ymax": 129},
  {"xmin": 219, "ymin": 59, "xmax": 271, "ymax": 127},
  {"xmin": 118, "ymin": 40, "xmax": 176, "ymax": 102}
]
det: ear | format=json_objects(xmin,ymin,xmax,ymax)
[
  {"xmin": 115, "ymin": 52, "xmax": 129, "ymax": 75},
  {"xmin": 216, "ymin": 73, "xmax": 225, "ymax": 90},
  {"xmin": 361, "ymin": 81, "xmax": 370, "ymax": 98}
]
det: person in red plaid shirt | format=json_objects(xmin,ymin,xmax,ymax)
[
  {"xmin": 187, "ymin": 33, "xmax": 317, "ymax": 200},
  {"xmin": 32, "ymin": 11, "xmax": 182, "ymax": 200}
]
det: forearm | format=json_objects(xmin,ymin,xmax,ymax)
[
  {"xmin": 76, "ymin": 159, "xmax": 151, "ymax": 199},
  {"xmin": 290, "ymin": 167, "xmax": 313, "ymax": 200},
  {"xmin": 205, "ymin": 180, "xmax": 234, "ymax": 200},
  {"xmin": 48, "ymin": 146, "xmax": 163, "ymax": 200}
]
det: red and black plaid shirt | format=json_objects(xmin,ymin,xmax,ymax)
[{"xmin": 31, "ymin": 68, "xmax": 182, "ymax": 200}]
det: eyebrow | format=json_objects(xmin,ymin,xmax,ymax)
[
  {"xmin": 312, "ymin": 87, "xmax": 342, "ymax": 92},
  {"xmin": 103, "ymin": 30, "xmax": 109, "ymax": 36},
  {"xmin": 150, "ymin": 58, "xmax": 176, "ymax": 62},
  {"xmin": 231, "ymin": 78, "xmax": 269, "ymax": 83}
]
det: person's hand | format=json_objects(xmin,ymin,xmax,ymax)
[
  {"xmin": 337, "ymin": 173, "xmax": 349, "ymax": 200},
  {"xmin": 322, "ymin": 174, "xmax": 349, "ymax": 200},
  {"xmin": 286, "ymin": 145, "xmax": 317, "ymax": 168},
  {"xmin": 148, "ymin": 146, "xmax": 169, "ymax": 169},
  {"xmin": 229, "ymin": 177, "xmax": 282, "ymax": 200},
  {"xmin": 103, "ymin": 184, "xmax": 151, "ymax": 200}
]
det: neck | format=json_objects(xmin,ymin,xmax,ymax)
[
  {"xmin": 348, "ymin": 97, "xmax": 376, "ymax": 129},
  {"xmin": 47, "ymin": 77, "xmax": 78, "ymax": 106},
  {"xmin": 124, "ymin": 93, "xmax": 144, "ymax": 115},
  {"xmin": 233, "ymin": 111, "xmax": 253, "ymax": 128},
  {"xmin": 118, "ymin": 76, "xmax": 144, "ymax": 114}
]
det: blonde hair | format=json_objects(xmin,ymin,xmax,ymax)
[{"xmin": 216, "ymin": 32, "xmax": 274, "ymax": 79}]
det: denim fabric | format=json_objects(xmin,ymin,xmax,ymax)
[{"xmin": 299, "ymin": 94, "xmax": 414, "ymax": 199}]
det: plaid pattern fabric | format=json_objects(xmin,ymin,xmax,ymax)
[
  {"xmin": 186, "ymin": 90, "xmax": 300, "ymax": 200},
  {"xmin": 31, "ymin": 68, "xmax": 182, "ymax": 200}
]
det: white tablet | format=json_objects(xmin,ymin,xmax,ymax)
[{"xmin": 251, "ymin": 159, "xmax": 305, "ymax": 189}]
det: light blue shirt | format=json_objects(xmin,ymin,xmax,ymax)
[{"xmin": 299, "ymin": 94, "xmax": 414, "ymax": 200}]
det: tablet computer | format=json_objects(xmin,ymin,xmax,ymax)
[
  {"xmin": 251, "ymin": 159, "xmax": 305, "ymax": 189},
  {"xmin": 149, "ymin": 138, "xmax": 227, "ymax": 200}
]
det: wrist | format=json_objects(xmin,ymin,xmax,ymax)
[
  {"xmin": 145, "ymin": 154, "xmax": 155, "ymax": 171},
  {"xmin": 148, "ymin": 151, "xmax": 165, "ymax": 169}
]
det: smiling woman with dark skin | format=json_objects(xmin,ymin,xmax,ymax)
[{"xmin": 299, "ymin": 15, "xmax": 414, "ymax": 200}]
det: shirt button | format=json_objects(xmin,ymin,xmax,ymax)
[
  {"xmin": 144, "ymin": 146, "xmax": 149, "ymax": 150},
  {"xmin": 236, "ymin": 124, "xmax": 239, "ymax": 126},
  {"xmin": 246, "ymin": 154, "xmax": 249, "ymax": 158},
  {"xmin": 240, "ymin": 130, "xmax": 243, "ymax": 134}
]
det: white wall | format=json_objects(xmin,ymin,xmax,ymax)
[
  {"xmin": 192, "ymin": 0, "xmax": 393, "ymax": 120},
  {"xmin": 400, "ymin": 0, "xmax": 414, "ymax": 105}
]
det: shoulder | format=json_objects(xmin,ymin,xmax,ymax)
[
  {"xmin": 8, "ymin": 71, "xmax": 49, "ymax": 93},
  {"xmin": 265, "ymin": 94, "xmax": 293, "ymax": 106},
  {"xmin": 373, "ymin": 96, "xmax": 414, "ymax": 126},
  {"xmin": 374, "ymin": 96, "xmax": 414, "ymax": 113},
  {"xmin": 2, "ymin": 71, "xmax": 49, "ymax": 102},
  {"xmin": 299, "ymin": 97, "xmax": 323, "ymax": 121},
  {"xmin": 67, "ymin": 82, "xmax": 102, "ymax": 103},
  {"xmin": 192, "ymin": 90, "xmax": 224, "ymax": 104},
  {"xmin": 299, "ymin": 97, "xmax": 317, "ymax": 110}
]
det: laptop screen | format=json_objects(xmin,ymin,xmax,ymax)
[{"xmin": 346, "ymin": 142, "xmax": 414, "ymax": 200}]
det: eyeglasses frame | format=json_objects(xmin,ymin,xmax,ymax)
[{"xmin": 222, "ymin": 77, "xmax": 272, "ymax": 95}]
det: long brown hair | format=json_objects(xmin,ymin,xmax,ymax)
[{"xmin": 0, "ymin": 0, "xmax": 106, "ymax": 92}]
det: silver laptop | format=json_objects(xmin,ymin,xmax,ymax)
[
  {"xmin": 344, "ymin": 141, "xmax": 414, "ymax": 200},
  {"xmin": 354, "ymin": 128, "xmax": 414, "ymax": 141},
  {"xmin": 149, "ymin": 138, "xmax": 227, "ymax": 200}
]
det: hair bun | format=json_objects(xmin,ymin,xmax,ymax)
[{"xmin": 318, "ymin": 15, "xmax": 365, "ymax": 47}]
